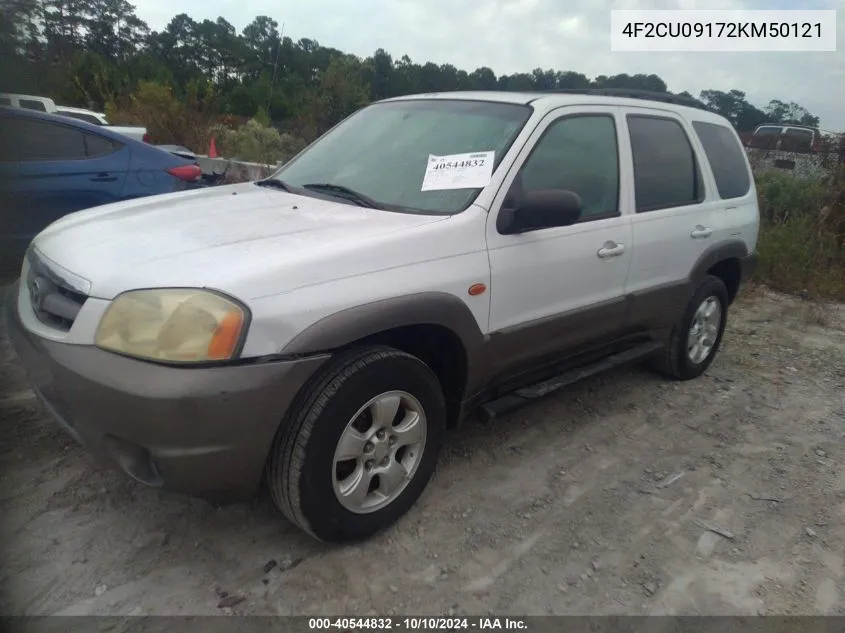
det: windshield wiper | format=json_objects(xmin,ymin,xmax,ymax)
[
  {"xmin": 301, "ymin": 183, "xmax": 385, "ymax": 209},
  {"xmin": 255, "ymin": 178, "xmax": 296, "ymax": 191}
]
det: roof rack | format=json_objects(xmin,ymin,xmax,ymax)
[{"xmin": 545, "ymin": 88, "xmax": 709, "ymax": 110}]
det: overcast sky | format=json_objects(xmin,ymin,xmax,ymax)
[{"xmin": 135, "ymin": 0, "xmax": 845, "ymax": 131}]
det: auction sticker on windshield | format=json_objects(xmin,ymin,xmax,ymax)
[{"xmin": 421, "ymin": 151, "xmax": 495, "ymax": 191}]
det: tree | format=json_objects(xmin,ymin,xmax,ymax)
[
  {"xmin": 700, "ymin": 89, "xmax": 767, "ymax": 132},
  {"xmin": 0, "ymin": 3, "xmax": 823, "ymax": 144},
  {"xmin": 366, "ymin": 48, "xmax": 393, "ymax": 100},
  {"xmin": 468, "ymin": 66, "xmax": 497, "ymax": 90},
  {"xmin": 307, "ymin": 55, "xmax": 369, "ymax": 132},
  {"xmin": 764, "ymin": 99, "xmax": 820, "ymax": 128},
  {"xmin": 0, "ymin": 0, "xmax": 41, "ymax": 60},
  {"xmin": 557, "ymin": 71, "xmax": 590, "ymax": 90},
  {"xmin": 84, "ymin": 0, "xmax": 149, "ymax": 60}
]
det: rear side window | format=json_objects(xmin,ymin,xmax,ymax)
[
  {"xmin": 19, "ymin": 119, "xmax": 87, "ymax": 160},
  {"xmin": 691, "ymin": 121, "xmax": 751, "ymax": 200},
  {"xmin": 19, "ymin": 99, "xmax": 48, "ymax": 112},
  {"xmin": 84, "ymin": 132, "xmax": 121, "ymax": 157},
  {"xmin": 0, "ymin": 97, "xmax": 11, "ymax": 106},
  {"xmin": 627, "ymin": 115, "xmax": 702, "ymax": 212}
]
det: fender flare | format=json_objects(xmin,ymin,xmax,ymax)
[
  {"xmin": 689, "ymin": 240, "xmax": 749, "ymax": 285},
  {"xmin": 279, "ymin": 292, "xmax": 488, "ymax": 395}
]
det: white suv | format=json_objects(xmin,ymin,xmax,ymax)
[{"xmin": 8, "ymin": 90, "xmax": 759, "ymax": 543}]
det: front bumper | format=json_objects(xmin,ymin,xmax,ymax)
[{"xmin": 6, "ymin": 283, "xmax": 328, "ymax": 501}]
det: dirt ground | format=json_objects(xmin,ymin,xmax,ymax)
[{"xmin": 1, "ymin": 285, "xmax": 844, "ymax": 617}]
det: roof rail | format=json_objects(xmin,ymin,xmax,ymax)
[{"xmin": 546, "ymin": 88, "xmax": 710, "ymax": 110}]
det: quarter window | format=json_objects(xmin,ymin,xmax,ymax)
[
  {"xmin": 692, "ymin": 121, "xmax": 751, "ymax": 200},
  {"xmin": 628, "ymin": 115, "xmax": 701, "ymax": 212},
  {"xmin": 514, "ymin": 114, "xmax": 619, "ymax": 222},
  {"xmin": 84, "ymin": 132, "xmax": 120, "ymax": 158}
]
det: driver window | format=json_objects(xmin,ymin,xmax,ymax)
[{"xmin": 516, "ymin": 114, "xmax": 620, "ymax": 222}]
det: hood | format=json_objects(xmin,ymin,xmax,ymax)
[{"xmin": 33, "ymin": 182, "xmax": 449, "ymax": 299}]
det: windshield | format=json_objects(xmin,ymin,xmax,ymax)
[{"xmin": 271, "ymin": 99, "xmax": 532, "ymax": 215}]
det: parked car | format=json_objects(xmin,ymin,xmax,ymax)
[
  {"xmin": 747, "ymin": 123, "xmax": 821, "ymax": 152},
  {"xmin": 7, "ymin": 90, "xmax": 759, "ymax": 543},
  {"xmin": 54, "ymin": 105, "xmax": 149, "ymax": 143},
  {"xmin": 0, "ymin": 106, "xmax": 201, "ymax": 273}
]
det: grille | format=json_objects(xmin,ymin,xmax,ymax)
[{"xmin": 25, "ymin": 250, "xmax": 89, "ymax": 332}]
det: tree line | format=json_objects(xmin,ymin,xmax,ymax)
[{"xmin": 0, "ymin": 0, "xmax": 822, "ymax": 136}]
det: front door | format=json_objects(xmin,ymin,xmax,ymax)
[{"xmin": 485, "ymin": 106, "xmax": 634, "ymax": 382}]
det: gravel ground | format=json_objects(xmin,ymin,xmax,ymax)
[{"xmin": 1, "ymin": 285, "xmax": 844, "ymax": 617}]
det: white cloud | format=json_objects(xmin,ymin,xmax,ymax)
[{"xmin": 133, "ymin": 0, "xmax": 845, "ymax": 130}]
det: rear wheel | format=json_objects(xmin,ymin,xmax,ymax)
[
  {"xmin": 651, "ymin": 275, "xmax": 729, "ymax": 380},
  {"xmin": 266, "ymin": 345, "xmax": 446, "ymax": 543}
]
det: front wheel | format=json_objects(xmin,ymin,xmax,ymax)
[
  {"xmin": 266, "ymin": 345, "xmax": 446, "ymax": 543},
  {"xmin": 650, "ymin": 275, "xmax": 729, "ymax": 380}
]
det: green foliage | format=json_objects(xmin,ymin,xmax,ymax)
[
  {"xmin": 754, "ymin": 168, "xmax": 845, "ymax": 299},
  {"xmin": 303, "ymin": 55, "xmax": 370, "ymax": 134},
  {"xmin": 3, "ymin": 1, "xmax": 822, "ymax": 139},
  {"xmin": 253, "ymin": 105, "xmax": 271, "ymax": 127},
  {"xmin": 700, "ymin": 89, "xmax": 767, "ymax": 132},
  {"xmin": 764, "ymin": 99, "xmax": 820, "ymax": 128},
  {"xmin": 214, "ymin": 118, "xmax": 306, "ymax": 165},
  {"xmin": 755, "ymin": 170, "xmax": 827, "ymax": 225},
  {"xmin": 105, "ymin": 79, "xmax": 217, "ymax": 148}
]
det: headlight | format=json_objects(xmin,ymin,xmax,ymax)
[{"xmin": 95, "ymin": 289, "xmax": 247, "ymax": 363}]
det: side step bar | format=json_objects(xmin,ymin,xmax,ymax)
[{"xmin": 478, "ymin": 341, "xmax": 663, "ymax": 422}]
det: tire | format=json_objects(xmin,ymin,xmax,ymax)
[
  {"xmin": 266, "ymin": 345, "xmax": 446, "ymax": 543},
  {"xmin": 650, "ymin": 275, "xmax": 729, "ymax": 381}
]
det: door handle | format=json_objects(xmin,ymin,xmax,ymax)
[
  {"xmin": 90, "ymin": 173, "xmax": 117, "ymax": 182},
  {"xmin": 597, "ymin": 241, "xmax": 626, "ymax": 258},
  {"xmin": 690, "ymin": 225, "xmax": 713, "ymax": 239}
]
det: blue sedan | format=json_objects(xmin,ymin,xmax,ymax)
[{"xmin": 0, "ymin": 106, "xmax": 202, "ymax": 273}]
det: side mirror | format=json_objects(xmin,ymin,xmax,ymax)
[{"xmin": 498, "ymin": 189, "xmax": 582, "ymax": 234}]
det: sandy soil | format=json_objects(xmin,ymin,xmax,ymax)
[{"xmin": 1, "ymin": 286, "xmax": 844, "ymax": 617}]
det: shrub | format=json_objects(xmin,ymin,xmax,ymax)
[
  {"xmin": 105, "ymin": 80, "xmax": 217, "ymax": 151},
  {"xmin": 754, "ymin": 166, "xmax": 845, "ymax": 299},
  {"xmin": 253, "ymin": 106, "xmax": 272, "ymax": 128},
  {"xmin": 214, "ymin": 118, "xmax": 307, "ymax": 166}
]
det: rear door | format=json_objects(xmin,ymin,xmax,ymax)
[
  {"xmin": 620, "ymin": 107, "xmax": 724, "ymax": 333},
  {"xmin": 15, "ymin": 118, "xmax": 130, "ymax": 240},
  {"xmin": 690, "ymin": 119, "xmax": 758, "ymax": 253}
]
